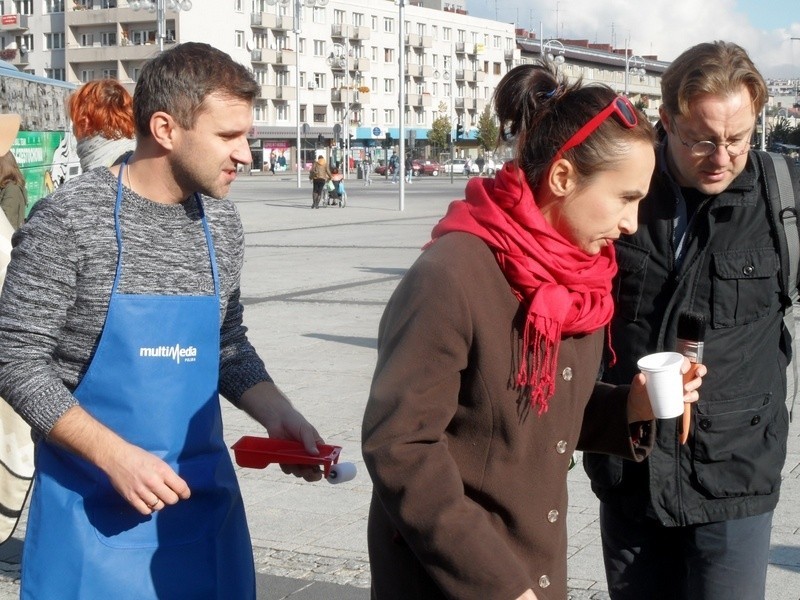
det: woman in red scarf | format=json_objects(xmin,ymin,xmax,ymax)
[{"xmin": 362, "ymin": 63, "xmax": 706, "ymax": 600}]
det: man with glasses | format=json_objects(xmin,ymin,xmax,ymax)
[{"xmin": 584, "ymin": 41, "xmax": 798, "ymax": 599}]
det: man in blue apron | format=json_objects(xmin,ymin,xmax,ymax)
[{"xmin": 0, "ymin": 43, "xmax": 324, "ymax": 599}]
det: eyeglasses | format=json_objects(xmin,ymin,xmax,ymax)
[
  {"xmin": 553, "ymin": 95, "xmax": 639, "ymax": 162},
  {"xmin": 671, "ymin": 121, "xmax": 751, "ymax": 157}
]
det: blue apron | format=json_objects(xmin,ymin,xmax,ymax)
[{"xmin": 21, "ymin": 165, "xmax": 255, "ymax": 599}]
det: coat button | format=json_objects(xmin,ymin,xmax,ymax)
[
  {"xmin": 547, "ymin": 509, "xmax": 559, "ymax": 523},
  {"xmin": 751, "ymin": 415, "xmax": 761, "ymax": 425},
  {"xmin": 561, "ymin": 367, "xmax": 573, "ymax": 381},
  {"xmin": 699, "ymin": 418, "xmax": 711, "ymax": 430},
  {"xmin": 556, "ymin": 440, "xmax": 568, "ymax": 454},
  {"xmin": 742, "ymin": 264, "xmax": 755, "ymax": 276},
  {"xmin": 538, "ymin": 575, "xmax": 550, "ymax": 588}
]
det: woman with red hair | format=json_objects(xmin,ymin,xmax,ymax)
[{"xmin": 68, "ymin": 79, "xmax": 136, "ymax": 172}]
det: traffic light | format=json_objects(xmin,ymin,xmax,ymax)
[
  {"xmin": 384, "ymin": 132, "xmax": 393, "ymax": 149},
  {"xmin": 455, "ymin": 122, "xmax": 464, "ymax": 141}
]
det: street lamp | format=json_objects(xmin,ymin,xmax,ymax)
[
  {"xmin": 434, "ymin": 46, "xmax": 455, "ymax": 183},
  {"xmin": 130, "ymin": 0, "xmax": 192, "ymax": 54},
  {"xmin": 624, "ymin": 54, "xmax": 646, "ymax": 95},
  {"xmin": 541, "ymin": 39, "xmax": 565, "ymax": 70},
  {"xmin": 791, "ymin": 38, "xmax": 800, "ymax": 111}
]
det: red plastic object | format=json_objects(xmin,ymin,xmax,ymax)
[{"xmin": 231, "ymin": 436, "xmax": 342, "ymax": 478}]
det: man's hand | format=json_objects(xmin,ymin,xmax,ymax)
[
  {"xmin": 239, "ymin": 381, "xmax": 325, "ymax": 482},
  {"xmin": 627, "ymin": 356, "xmax": 706, "ymax": 423},
  {"xmin": 48, "ymin": 405, "xmax": 190, "ymax": 515}
]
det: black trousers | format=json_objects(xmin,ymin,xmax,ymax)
[{"xmin": 600, "ymin": 501, "xmax": 772, "ymax": 600}]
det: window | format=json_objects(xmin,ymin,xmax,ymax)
[
  {"xmin": 313, "ymin": 72, "xmax": 326, "ymax": 88},
  {"xmin": 313, "ymin": 105, "xmax": 326, "ymax": 123},
  {"xmin": 431, "ymin": 25, "xmax": 437, "ymax": 40},
  {"xmin": 276, "ymin": 70, "xmax": 290, "ymax": 86},
  {"xmin": 333, "ymin": 9, "xmax": 344, "ymax": 24},
  {"xmin": 253, "ymin": 69, "xmax": 268, "ymax": 84},
  {"xmin": 234, "ymin": 0, "xmax": 243, "ymax": 11},
  {"xmin": 383, "ymin": 17, "xmax": 393, "ymax": 33},
  {"xmin": 276, "ymin": 104, "xmax": 289, "ymax": 122},
  {"xmin": 334, "ymin": 107, "xmax": 344, "ymax": 122},
  {"xmin": 300, "ymin": 105, "xmax": 307, "ymax": 122},
  {"xmin": 383, "ymin": 48, "xmax": 394, "ymax": 63},
  {"xmin": 371, "ymin": 15, "xmax": 378, "ymax": 31},
  {"xmin": 132, "ymin": 67, "xmax": 142, "ymax": 82},
  {"xmin": 417, "ymin": 23, "xmax": 425, "ymax": 36},
  {"xmin": 254, "ymin": 104, "xmax": 267, "ymax": 122},
  {"xmin": 493, "ymin": 35, "xmax": 501, "ymax": 48},
  {"xmin": 312, "ymin": 6, "xmax": 324, "ymax": 24},
  {"xmin": 101, "ymin": 0, "xmax": 117, "ymax": 7},
  {"xmin": 352, "ymin": 12, "xmax": 363, "ymax": 26},
  {"xmin": 383, "ymin": 79, "xmax": 394, "ymax": 93},
  {"xmin": 415, "ymin": 108, "xmax": 426, "ymax": 125},
  {"xmin": 101, "ymin": 32, "xmax": 116, "ymax": 46},
  {"xmin": 370, "ymin": 46, "xmax": 378, "ymax": 61},
  {"xmin": 102, "ymin": 68, "xmax": 117, "ymax": 78},
  {"xmin": 371, "ymin": 108, "xmax": 378, "ymax": 123},
  {"xmin": 45, "ymin": 67, "xmax": 65, "ymax": 80},
  {"xmin": 443, "ymin": 27, "xmax": 451, "ymax": 42},
  {"xmin": 299, "ymin": 71, "xmax": 306, "ymax": 87},
  {"xmin": 44, "ymin": 0, "xmax": 64, "ymax": 13},
  {"xmin": 45, "ymin": 32, "xmax": 64, "ymax": 50},
  {"xmin": 81, "ymin": 33, "xmax": 95, "ymax": 47},
  {"xmin": 457, "ymin": 29, "xmax": 465, "ymax": 43},
  {"xmin": 235, "ymin": 30, "xmax": 245, "ymax": 49},
  {"xmin": 15, "ymin": 1, "xmax": 33, "ymax": 15},
  {"xmin": 493, "ymin": 62, "xmax": 501, "ymax": 75},
  {"xmin": 17, "ymin": 33, "xmax": 33, "ymax": 52},
  {"xmin": 80, "ymin": 69, "xmax": 96, "ymax": 83},
  {"xmin": 371, "ymin": 77, "xmax": 378, "ymax": 91},
  {"xmin": 313, "ymin": 40, "xmax": 326, "ymax": 56},
  {"xmin": 384, "ymin": 108, "xmax": 394, "ymax": 124}
]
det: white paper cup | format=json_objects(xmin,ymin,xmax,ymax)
[{"xmin": 636, "ymin": 352, "xmax": 684, "ymax": 419}]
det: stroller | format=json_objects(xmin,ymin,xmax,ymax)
[{"xmin": 323, "ymin": 172, "xmax": 347, "ymax": 208}]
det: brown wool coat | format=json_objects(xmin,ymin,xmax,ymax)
[{"xmin": 362, "ymin": 232, "xmax": 653, "ymax": 600}]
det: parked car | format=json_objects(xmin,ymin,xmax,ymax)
[
  {"xmin": 412, "ymin": 159, "xmax": 441, "ymax": 176},
  {"xmin": 442, "ymin": 159, "xmax": 480, "ymax": 175},
  {"xmin": 374, "ymin": 160, "xmax": 395, "ymax": 176}
]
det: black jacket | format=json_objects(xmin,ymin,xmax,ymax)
[{"xmin": 584, "ymin": 147, "xmax": 793, "ymax": 526}]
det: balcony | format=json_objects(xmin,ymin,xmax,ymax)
[
  {"xmin": 0, "ymin": 13, "xmax": 29, "ymax": 32},
  {"xmin": 454, "ymin": 41, "xmax": 465, "ymax": 54},
  {"xmin": 251, "ymin": 12, "xmax": 295, "ymax": 31},
  {"xmin": 454, "ymin": 98, "xmax": 465, "ymax": 109},
  {"xmin": 351, "ymin": 90, "xmax": 370, "ymax": 105},
  {"xmin": 406, "ymin": 64, "xmax": 433, "ymax": 78},
  {"xmin": 404, "ymin": 33, "xmax": 421, "ymax": 47},
  {"xmin": 504, "ymin": 49, "xmax": 520, "ymax": 62},
  {"xmin": 331, "ymin": 88, "xmax": 344, "ymax": 103},
  {"xmin": 260, "ymin": 85, "xmax": 296, "ymax": 102},
  {"xmin": 1, "ymin": 47, "xmax": 29, "ymax": 67},
  {"xmin": 251, "ymin": 48, "xmax": 266, "ymax": 63},
  {"xmin": 332, "ymin": 24, "xmax": 371, "ymax": 42},
  {"xmin": 349, "ymin": 56, "xmax": 369, "ymax": 72},
  {"xmin": 404, "ymin": 33, "xmax": 432, "ymax": 49},
  {"xmin": 468, "ymin": 98, "xmax": 487, "ymax": 112},
  {"xmin": 68, "ymin": 42, "xmax": 158, "ymax": 63},
  {"xmin": 349, "ymin": 26, "xmax": 370, "ymax": 41}
]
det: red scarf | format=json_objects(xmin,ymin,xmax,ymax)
[{"xmin": 429, "ymin": 163, "xmax": 617, "ymax": 413}]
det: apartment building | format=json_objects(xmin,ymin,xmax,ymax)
[{"xmin": 0, "ymin": 0, "xmax": 664, "ymax": 171}]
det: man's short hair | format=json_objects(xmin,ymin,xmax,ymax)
[
  {"xmin": 133, "ymin": 42, "xmax": 259, "ymax": 137},
  {"xmin": 661, "ymin": 41, "xmax": 767, "ymax": 119}
]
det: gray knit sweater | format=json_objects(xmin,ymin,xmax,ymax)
[{"xmin": 0, "ymin": 168, "xmax": 271, "ymax": 437}]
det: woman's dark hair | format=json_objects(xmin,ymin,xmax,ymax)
[{"xmin": 494, "ymin": 61, "xmax": 655, "ymax": 193}]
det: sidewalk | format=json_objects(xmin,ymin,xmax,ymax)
[{"xmin": 0, "ymin": 176, "xmax": 797, "ymax": 599}]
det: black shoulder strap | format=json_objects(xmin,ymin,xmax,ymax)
[{"xmin": 757, "ymin": 150, "xmax": 800, "ymax": 420}]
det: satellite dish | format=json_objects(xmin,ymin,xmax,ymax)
[
  {"xmin": 265, "ymin": 0, "xmax": 277, "ymax": 5},
  {"xmin": 304, "ymin": 0, "xmax": 317, "ymax": 6},
  {"xmin": 317, "ymin": 0, "xmax": 329, "ymax": 5},
  {"xmin": 246, "ymin": 40, "xmax": 253, "ymax": 51}
]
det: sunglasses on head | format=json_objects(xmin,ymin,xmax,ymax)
[{"xmin": 552, "ymin": 95, "xmax": 639, "ymax": 162}]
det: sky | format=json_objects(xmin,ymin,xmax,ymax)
[{"xmin": 464, "ymin": 0, "xmax": 800, "ymax": 78}]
